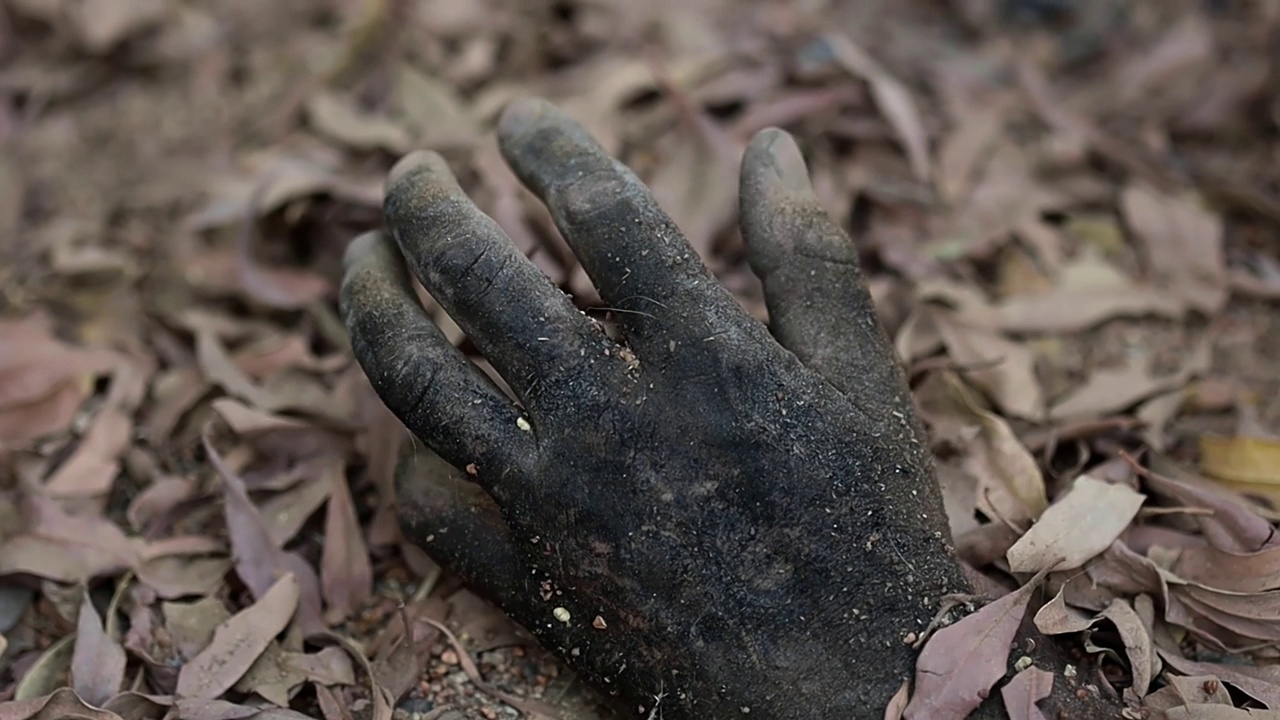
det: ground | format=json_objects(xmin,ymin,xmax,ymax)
[{"xmin": 1, "ymin": 0, "xmax": 1280, "ymax": 718}]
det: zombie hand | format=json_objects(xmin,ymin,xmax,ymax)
[{"xmin": 340, "ymin": 98, "xmax": 967, "ymax": 719}]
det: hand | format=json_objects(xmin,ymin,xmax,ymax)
[{"xmin": 340, "ymin": 98, "xmax": 966, "ymax": 719}]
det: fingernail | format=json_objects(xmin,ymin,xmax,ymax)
[
  {"xmin": 387, "ymin": 150, "xmax": 437, "ymax": 188},
  {"xmin": 497, "ymin": 97, "xmax": 549, "ymax": 137},
  {"xmin": 343, "ymin": 231, "xmax": 383, "ymax": 271},
  {"xmin": 762, "ymin": 128, "xmax": 813, "ymax": 195}
]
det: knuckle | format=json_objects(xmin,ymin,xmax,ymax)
[
  {"xmin": 431, "ymin": 240, "xmax": 513, "ymax": 301},
  {"xmin": 556, "ymin": 169, "xmax": 635, "ymax": 226}
]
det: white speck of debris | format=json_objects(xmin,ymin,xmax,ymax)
[
  {"xmin": 553, "ymin": 607, "xmax": 571, "ymax": 624},
  {"xmin": 1014, "ymin": 655, "xmax": 1034, "ymax": 672},
  {"xmin": 1064, "ymin": 664, "xmax": 1077, "ymax": 678},
  {"xmin": 741, "ymin": 707, "xmax": 751, "ymax": 714},
  {"xmin": 517, "ymin": 417, "xmax": 532, "ymax": 432}
]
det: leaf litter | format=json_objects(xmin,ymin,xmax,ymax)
[{"xmin": 2, "ymin": 0, "xmax": 1280, "ymax": 718}]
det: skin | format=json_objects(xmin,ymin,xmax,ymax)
[{"xmin": 339, "ymin": 98, "xmax": 1117, "ymax": 719}]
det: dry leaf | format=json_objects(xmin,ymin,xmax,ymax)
[
  {"xmin": 820, "ymin": 33, "xmax": 931, "ymax": 181},
  {"xmin": 904, "ymin": 573, "xmax": 1044, "ymax": 719},
  {"xmin": 647, "ymin": 109, "xmax": 740, "ymax": 257},
  {"xmin": 13, "ymin": 633, "xmax": 75, "ymax": 701},
  {"xmin": 0, "ymin": 686, "xmax": 124, "ymax": 720},
  {"xmin": 205, "ymin": 433, "xmax": 325, "ymax": 635},
  {"xmin": 935, "ymin": 314, "xmax": 1043, "ymax": 420},
  {"xmin": 1000, "ymin": 665, "xmax": 1053, "ymax": 720},
  {"xmin": 259, "ymin": 474, "xmax": 333, "ymax": 547},
  {"xmin": 175, "ymin": 573, "xmax": 300, "ymax": 700},
  {"xmin": 70, "ymin": 588, "xmax": 126, "ymax": 705},
  {"xmin": 1122, "ymin": 182, "xmax": 1226, "ymax": 314},
  {"xmin": 233, "ymin": 643, "xmax": 354, "ymax": 706},
  {"xmin": 305, "ymin": 91, "xmax": 411, "ymax": 154},
  {"xmin": 1159, "ymin": 651, "xmax": 1280, "ymax": 708},
  {"xmin": 1200, "ymin": 436, "xmax": 1280, "ymax": 485},
  {"xmin": 1143, "ymin": 454, "xmax": 1279, "ymax": 554},
  {"xmin": 1100, "ymin": 598, "xmax": 1156, "ymax": 698},
  {"xmin": 1006, "ymin": 475, "xmax": 1145, "ymax": 573},
  {"xmin": 1165, "ymin": 706, "xmax": 1280, "ymax": 719},
  {"xmin": 164, "ymin": 596, "xmax": 232, "ymax": 661},
  {"xmin": 944, "ymin": 374, "xmax": 1048, "ymax": 527},
  {"xmin": 0, "ymin": 491, "xmax": 142, "ymax": 582},
  {"xmin": 66, "ymin": 0, "xmax": 168, "ymax": 54},
  {"xmin": 320, "ymin": 461, "xmax": 373, "ymax": 623}
]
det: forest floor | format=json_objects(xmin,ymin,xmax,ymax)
[{"xmin": 2, "ymin": 0, "xmax": 1280, "ymax": 718}]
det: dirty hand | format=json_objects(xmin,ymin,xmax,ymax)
[{"xmin": 340, "ymin": 98, "xmax": 964, "ymax": 719}]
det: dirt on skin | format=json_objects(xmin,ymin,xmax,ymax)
[{"xmin": 1, "ymin": 0, "xmax": 1280, "ymax": 718}]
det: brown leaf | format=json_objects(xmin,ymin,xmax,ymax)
[
  {"xmin": 43, "ymin": 406, "xmax": 132, "ymax": 498},
  {"xmin": 646, "ymin": 110, "xmax": 740, "ymax": 257},
  {"xmin": 978, "ymin": 249, "xmax": 1186, "ymax": 334},
  {"xmin": 234, "ymin": 643, "xmax": 355, "ymax": 706},
  {"xmin": 393, "ymin": 65, "xmax": 478, "ymax": 150},
  {"xmin": 70, "ymin": 588, "xmax": 126, "ymax": 705},
  {"xmin": 65, "ymin": 0, "xmax": 169, "ymax": 54},
  {"xmin": 13, "ymin": 633, "xmax": 75, "ymax": 701},
  {"xmin": 904, "ymin": 572, "xmax": 1045, "ymax": 719},
  {"xmin": 175, "ymin": 572, "xmax": 300, "ymax": 700},
  {"xmin": 820, "ymin": 33, "xmax": 931, "ymax": 181},
  {"xmin": 305, "ymin": 91, "xmax": 411, "ymax": 154},
  {"xmin": 1000, "ymin": 665, "xmax": 1053, "ymax": 720},
  {"xmin": 0, "ymin": 686, "xmax": 124, "ymax": 720},
  {"xmin": 127, "ymin": 475, "xmax": 201, "ymax": 533},
  {"xmin": 1142, "ymin": 454, "xmax": 1279, "ymax": 554},
  {"xmin": 1159, "ymin": 651, "xmax": 1280, "ymax": 709},
  {"xmin": 935, "ymin": 314, "xmax": 1043, "ymax": 420},
  {"xmin": 1122, "ymin": 179, "xmax": 1226, "ymax": 313},
  {"xmin": 0, "ymin": 313, "xmax": 121, "ymax": 445},
  {"xmin": 136, "ymin": 555, "xmax": 232, "ymax": 599},
  {"xmin": 945, "ymin": 374, "xmax": 1048, "ymax": 527},
  {"xmin": 1100, "ymin": 598, "xmax": 1156, "ymax": 699},
  {"xmin": 1172, "ymin": 546, "xmax": 1280, "ymax": 595},
  {"xmin": 259, "ymin": 473, "xmax": 332, "ymax": 547},
  {"xmin": 164, "ymin": 596, "xmax": 231, "ymax": 661},
  {"xmin": 205, "ymin": 433, "xmax": 325, "ymax": 635},
  {"xmin": 0, "ymin": 491, "xmax": 141, "ymax": 582},
  {"xmin": 320, "ymin": 461, "xmax": 373, "ymax": 623},
  {"xmin": 1006, "ymin": 475, "xmax": 1145, "ymax": 574}
]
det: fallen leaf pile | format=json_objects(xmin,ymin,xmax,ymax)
[{"xmin": 1, "ymin": 0, "xmax": 1279, "ymax": 718}]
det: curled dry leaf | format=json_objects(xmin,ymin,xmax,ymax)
[
  {"xmin": 903, "ymin": 572, "xmax": 1046, "ymax": 720},
  {"xmin": 1006, "ymin": 475, "xmax": 1145, "ymax": 573},
  {"xmin": 175, "ymin": 572, "xmax": 300, "ymax": 700},
  {"xmin": 1142, "ymin": 454, "xmax": 1279, "ymax": 554},
  {"xmin": 13, "ymin": 634, "xmax": 75, "ymax": 701},
  {"xmin": 944, "ymin": 374, "xmax": 1048, "ymax": 528},
  {"xmin": 1158, "ymin": 651, "xmax": 1280, "ymax": 709},
  {"xmin": 1100, "ymin": 598, "xmax": 1157, "ymax": 699}
]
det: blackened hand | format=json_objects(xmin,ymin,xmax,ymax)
[{"xmin": 340, "ymin": 98, "xmax": 965, "ymax": 720}]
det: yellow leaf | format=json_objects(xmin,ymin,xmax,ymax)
[{"xmin": 1200, "ymin": 435, "xmax": 1280, "ymax": 485}]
